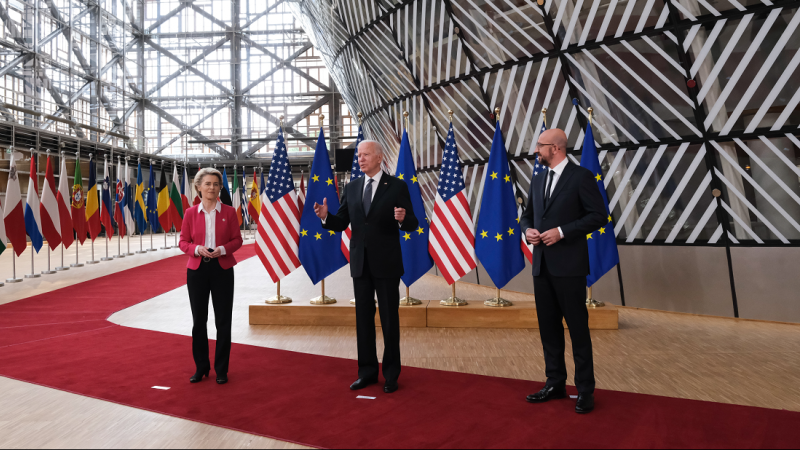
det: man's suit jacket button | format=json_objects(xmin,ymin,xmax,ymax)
[
  {"xmin": 365, "ymin": 222, "xmax": 369, "ymax": 226},
  {"xmin": 543, "ymin": 217, "xmax": 546, "ymax": 220}
]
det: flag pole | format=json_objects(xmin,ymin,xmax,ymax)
[
  {"xmin": 266, "ymin": 280, "xmax": 292, "ymax": 304},
  {"xmin": 310, "ymin": 114, "xmax": 337, "ymax": 306},
  {"xmin": 148, "ymin": 159, "xmax": 157, "ymax": 252},
  {"xmin": 125, "ymin": 157, "xmax": 134, "ymax": 256},
  {"xmin": 438, "ymin": 110, "xmax": 467, "ymax": 307},
  {"xmin": 72, "ymin": 147, "xmax": 84, "ymax": 268},
  {"xmin": 114, "ymin": 156, "xmax": 125, "ymax": 259},
  {"xmin": 136, "ymin": 158, "xmax": 146, "ymax": 254},
  {"xmin": 101, "ymin": 155, "xmax": 113, "ymax": 261},
  {"xmin": 56, "ymin": 150, "xmax": 69, "ymax": 271},
  {"xmin": 583, "ymin": 107, "xmax": 605, "ymax": 308},
  {"xmin": 7, "ymin": 249, "xmax": 23, "ymax": 283},
  {"xmin": 483, "ymin": 108, "xmax": 512, "ymax": 307},
  {"xmin": 160, "ymin": 161, "xmax": 170, "ymax": 250},
  {"xmin": 87, "ymin": 153, "xmax": 99, "ymax": 264},
  {"xmin": 398, "ymin": 111, "xmax": 422, "ymax": 307},
  {"xmin": 25, "ymin": 149, "xmax": 41, "ymax": 279},
  {"xmin": 42, "ymin": 150, "xmax": 57, "ymax": 275}
]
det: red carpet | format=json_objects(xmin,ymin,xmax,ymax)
[{"xmin": 1, "ymin": 245, "xmax": 799, "ymax": 449}]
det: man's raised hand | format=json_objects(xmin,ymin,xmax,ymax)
[{"xmin": 314, "ymin": 197, "xmax": 328, "ymax": 220}]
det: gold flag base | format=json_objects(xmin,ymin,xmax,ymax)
[
  {"xmin": 266, "ymin": 295, "xmax": 292, "ymax": 304},
  {"xmin": 311, "ymin": 295, "xmax": 337, "ymax": 305},
  {"xmin": 484, "ymin": 298, "xmax": 513, "ymax": 307},
  {"xmin": 400, "ymin": 297, "xmax": 422, "ymax": 306},
  {"xmin": 586, "ymin": 286, "xmax": 605, "ymax": 308},
  {"xmin": 440, "ymin": 297, "xmax": 468, "ymax": 306}
]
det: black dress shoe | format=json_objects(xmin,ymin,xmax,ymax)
[
  {"xmin": 384, "ymin": 382, "xmax": 398, "ymax": 394},
  {"xmin": 575, "ymin": 393, "xmax": 594, "ymax": 414},
  {"xmin": 216, "ymin": 374, "xmax": 228, "ymax": 385},
  {"xmin": 350, "ymin": 378, "xmax": 378, "ymax": 390},
  {"xmin": 526, "ymin": 386, "xmax": 567, "ymax": 403},
  {"xmin": 190, "ymin": 370, "xmax": 209, "ymax": 383}
]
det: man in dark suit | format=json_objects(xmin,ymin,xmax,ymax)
[
  {"xmin": 520, "ymin": 128, "xmax": 608, "ymax": 414},
  {"xmin": 314, "ymin": 140, "xmax": 419, "ymax": 394}
]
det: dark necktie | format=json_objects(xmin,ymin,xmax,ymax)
[
  {"xmin": 363, "ymin": 178, "xmax": 374, "ymax": 216},
  {"xmin": 544, "ymin": 170, "xmax": 555, "ymax": 209}
]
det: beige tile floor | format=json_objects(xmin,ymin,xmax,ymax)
[{"xmin": 2, "ymin": 245, "xmax": 800, "ymax": 448}]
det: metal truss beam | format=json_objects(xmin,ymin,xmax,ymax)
[
  {"xmin": 154, "ymin": 101, "xmax": 231, "ymax": 154},
  {"xmin": 242, "ymin": 96, "xmax": 329, "ymax": 157},
  {"xmin": 241, "ymin": 43, "xmax": 313, "ymax": 94},
  {"xmin": 241, "ymin": 0, "xmax": 287, "ymax": 29},
  {"xmin": 145, "ymin": 100, "xmax": 233, "ymax": 159},
  {"xmin": 146, "ymin": 3, "xmax": 187, "ymax": 33},
  {"xmin": 144, "ymin": 37, "xmax": 231, "ymax": 97},
  {"xmin": 189, "ymin": 4, "xmax": 230, "ymax": 31},
  {"xmin": 241, "ymin": 35, "xmax": 329, "ymax": 91}
]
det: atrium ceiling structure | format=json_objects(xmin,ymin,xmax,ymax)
[{"xmin": 292, "ymin": 0, "xmax": 800, "ymax": 247}]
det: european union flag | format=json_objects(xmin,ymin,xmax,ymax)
[
  {"xmin": 396, "ymin": 129, "xmax": 433, "ymax": 287},
  {"xmin": 581, "ymin": 122, "xmax": 619, "ymax": 287},
  {"xmin": 147, "ymin": 164, "xmax": 159, "ymax": 232},
  {"xmin": 220, "ymin": 167, "xmax": 232, "ymax": 206},
  {"xmin": 475, "ymin": 122, "xmax": 525, "ymax": 289},
  {"xmin": 299, "ymin": 130, "xmax": 348, "ymax": 285}
]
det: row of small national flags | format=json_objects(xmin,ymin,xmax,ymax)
[
  {"xmin": 2, "ymin": 155, "xmax": 204, "ymax": 257},
  {"xmin": 255, "ymin": 114, "xmax": 618, "ymax": 291}
]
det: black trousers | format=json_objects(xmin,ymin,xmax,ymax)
[
  {"xmin": 353, "ymin": 254, "xmax": 401, "ymax": 383},
  {"xmin": 533, "ymin": 256, "xmax": 595, "ymax": 394},
  {"xmin": 187, "ymin": 259, "xmax": 235, "ymax": 376}
]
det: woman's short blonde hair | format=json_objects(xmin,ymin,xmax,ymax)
[{"xmin": 194, "ymin": 167, "xmax": 223, "ymax": 191}]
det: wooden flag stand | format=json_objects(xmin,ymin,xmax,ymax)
[
  {"xmin": 583, "ymin": 109, "xmax": 605, "ymax": 310},
  {"xmin": 311, "ymin": 279, "xmax": 337, "ymax": 305},
  {"xmin": 266, "ymin": 280, "xmax": 292, "ymax": 304}
]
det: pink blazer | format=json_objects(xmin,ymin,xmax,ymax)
[{"xmin": 179, "ymin": 203, "xmax": 244, "ymax": 270}]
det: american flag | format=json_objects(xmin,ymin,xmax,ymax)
[
  {"xmin": 428, "ymin": 122, "xmax": 477, "ymax": 284},
  {"xmin": 341, "ymin": 125, "xmax": 365, "ymax": 262},
  {"xmin": 255, "ymin": 127, "xmax": 302, "ymax": 282},
  {"xmin": 521, "ymin": 123, "xmax": 548, "ymax": 264}
]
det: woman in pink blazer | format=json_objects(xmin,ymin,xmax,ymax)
[{"xmin": 179, "ymin": 168, "xmax": 243, "ymax": 385}]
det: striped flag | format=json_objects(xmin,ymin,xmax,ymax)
[
  {"xmin": 169, "ymin": 164, "xmax": 184, "ymax": 232},
  {"xmin": 25, "ymin": 155, "xmax": 44, "ymax": 252},
  {"xmin": 297, "ymin": 171, "xmax": 306, "ymax": 211},
  {"xmin": 72, "ymin": 157, "xmax": 86, "ymax": 244},
  {"xmin": 40, "ymin": 155, "xmax": 62, "ymax": 250},
  {"xmin": 428, "ymin": 121, "xmax": 477, "ymax": 285},
  {"xmin": 124, "ymin": 160, "xmax": 135, "ymax": 235},
  {"xmin": 3, "ymin": 155, "xmax": 26, "ymax": 256},
  {"xmin": 180, "ymin": 166, "xmax": 192, "ymax": 214},
  {"xmin": 232, "ymin": 166, "xmax": 242, "ymax": 227},
  {"xmin": 57, "ymin": 156, "xmax": 74, "ymax": 249},
  {"xmin": 247, "ymin": 168, "xmax": 261, "ymax": 221},
  {"xmin": 256, "ymin": 126, "xmax": 301, "ymax": 282},
  {"xmin": 86, "ymin": 159, "xmax": 101, "ymax": 240},
  {"xmin": 341, "ymin": 125, "xmax": 365, "ymax": 262}
]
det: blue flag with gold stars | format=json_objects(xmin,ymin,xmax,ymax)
[
  {"xmin": 475, "ymin": 122, "xmax": 525, "ymax": 289},
  {"xmin": 396, "ymin": 129, "xmax": 433, "ymax": 287},
  {"xmin": 581, "ymin": 123, "xmax": 619, "ymax": 287},
  {"xmin": 299, "ymin": 129, "xmax": 348, "ymax": 285}
]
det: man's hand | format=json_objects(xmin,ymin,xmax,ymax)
[
  {"xmin": 541, "ymin": 228, "xmax": 562, "ymax": 246},
  {"xmin": 526, "ymin": 228, "xmax": 542, "ymax": 246},
  {"xmin": 314, "ymin": 198, "xmax": 328, "ymax": 220},
  {"xmin": 210, "ymin": 247, "xmax": 223, "ymax": 259},
  {"xmin": 394, "ymin": 207, "xmax": 406, "ymax": 223},
  {"xmin": 197, "ymin": 247, "xmax": 214, "ymax": 259}
]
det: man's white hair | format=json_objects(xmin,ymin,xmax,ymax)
[{"xmin": 358, "ymin": 140, "xmax": 384, "ymax": 155}]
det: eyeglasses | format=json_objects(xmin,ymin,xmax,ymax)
[{"xmin": 535, "ymin": 142, "xmax": 556, "ymax": 150}]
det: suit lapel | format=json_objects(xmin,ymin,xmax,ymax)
[
  {"xmin": 538, "ymin": 171, "xmax": 548, "ymax": 212},
  {"xmin": 544, "ymin": 163, "xmax": 575, "ymax": 213},
  {"xmin": 367, "ymin": 173, "xmax": 390, "ymax": 218}
]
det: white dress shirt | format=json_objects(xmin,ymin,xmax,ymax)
[
  {"xmin": 545, "ymin": 158, "xmax": 569, "ymax": 240},
  {"xmin": 195, "ymin": 201, "xmax": 227, "ymax": 256}
]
